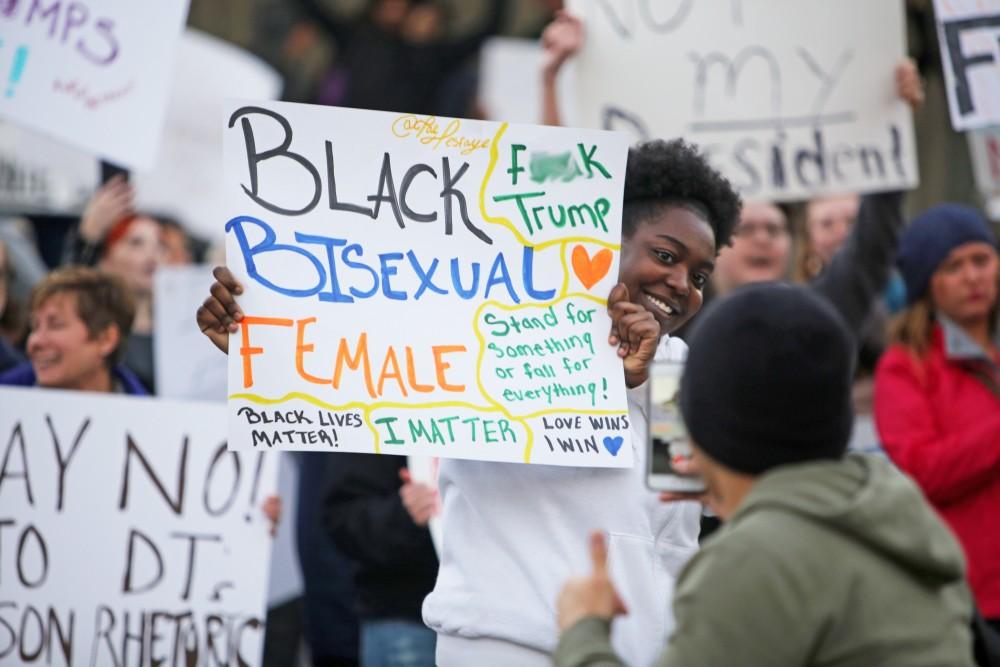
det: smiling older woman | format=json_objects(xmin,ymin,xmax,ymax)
[
  {"xmin": 0, "ymin": 266, "xmax": 145, "ymax": 394},
  {"xmin": 874, "ymin": 204, "xmax": 1000, "ymax": 632}
]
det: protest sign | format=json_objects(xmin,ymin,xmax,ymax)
[
  {"xmin": 0, "ymin": 122, "xmax": 97, "ymax": 215},
  {"xmin": 0, "ymin": 386, "xmax": 278, "ymax": 666},
  {"xmin": 224, "ymin": 100, "xmax": 633, "ymax": 467},
  {"xmin": 154, "ymin": 265, "xmax": 229, "ymax": 402},
  {"xmin": 933, "ymin": 0, "xmax": 1000, "ymax": 131},
  {"xmin": 0, "ymin": 0, "xmax": 191, "ymax": 169},
  {"xmin": 968, "ymin": 126, "xmax": 1000, "ymax": 220},
  {"xmin": 265, "ymin": 455, "xmax": 302, "ymax": 608},
  {"xmin": 567, "ymin": 0, "xmax": 918, "ymax": 201}
]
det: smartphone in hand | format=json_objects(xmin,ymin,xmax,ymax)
[{"xmin": 646, "ymin": 361, "xmax": 705, "ymax": 493}]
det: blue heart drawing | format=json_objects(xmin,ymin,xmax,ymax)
[{"xmin": 603, "ymin": 436, "xmax": 624, "ymax": 456}]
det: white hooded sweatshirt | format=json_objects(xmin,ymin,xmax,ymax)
[{"xmin": 423, "ymin": 336, "xmax": 701, "ymax": 667}]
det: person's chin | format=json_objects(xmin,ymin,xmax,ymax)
[
  {"xmin": 656, "ymin": 312, "xmax": 689, "ymax": 336},
  {"xmin": 741, "ymin": 267, "xmax": 783, "ymax": 285},
  {"xmin": 960, "ymin": 303, "xmax": 994, "ymax": 321},
  {"xmin": 34, "ymin": 368, "xmax": 66, "ymax": 388}
]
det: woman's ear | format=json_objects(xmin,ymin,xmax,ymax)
[{"xmin": 96, "ymin": 324, "xmax": 122, "ymax": 362}]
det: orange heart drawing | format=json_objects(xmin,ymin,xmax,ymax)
[{"xmin": 571, "ymin": 245, "xmax": 613, "ymax": 290}]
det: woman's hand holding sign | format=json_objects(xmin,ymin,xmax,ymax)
[
  {"xmin": 608, "ymin": 283, "xmax": 660, "ymax": 388},
  {"xmin": 196, "ymin": 266, "xmax": 244, "ymax": 353}
]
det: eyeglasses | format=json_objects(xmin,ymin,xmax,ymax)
[{"xmin": 732, "ymin": 222, "xmax": 788, "ymax": 240}]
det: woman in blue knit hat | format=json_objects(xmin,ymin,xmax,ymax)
[{"xmin": 874, "ymin": 204, "xmax": 1000, "ymax": 631}]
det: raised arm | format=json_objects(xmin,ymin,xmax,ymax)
[
  {"xmin": 810, "ymin": 59, "xmax": 922, "ymax": 336},
  {"xmin": 63, "ymin": 175, "xmax": 134, "ymax": 266},
  {"xmin": 541, "ymin": 10, "xmax": 583, "ymax": 127},
  {"xmin": 811, "ymin": 189, "xmax": 905, "ymax": 337}
]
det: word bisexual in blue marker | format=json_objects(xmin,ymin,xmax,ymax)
[{"xmin": 226, "ymin": 214, "xmax": 558, "ymax": 304}]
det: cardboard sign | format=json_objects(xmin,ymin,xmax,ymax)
[
  {"xmin": 0, "ymin": 387, "xmax": 278, "ymax": 666},
  {"xmin": 224, "ymin": 101, "xmax": 633, "ymax": 467},
  {"xmin": 568, "ymin": 0, "xmax": 918, "ymax": 201},
  {"xmin": 968, "ymin": 126, "xmax": 1000, "ymax": 220},
  {"xmin": 154, "ymin": 265, "xmax": 229, "ymax": 402},
  {"xmin": 0, "ymin": 0, "xmax": 191, "ymax": 169},
  {"xmin": 934, "ymin": 0, "xmax": 1000, "ymax": 131},
  {"xmin": 265, "ymin": 455, "xmax": 302, "ymax": 608}
]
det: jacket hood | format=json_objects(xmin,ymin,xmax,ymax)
[{"xmin": 732, "ymin": 453, "xmax": 965, "ymax": 584}]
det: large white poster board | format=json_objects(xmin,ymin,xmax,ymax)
[
  {"xmin": 0, "ymin": 387, "xmax": 278, "ymax": 666},
  {"xmin": 968, "ymin": 126, "xmax": 1000, "ymax": 220},
  {"xmin": 934, "ymin": 0, "xmax": 1000, "ymax": 131},
  {"xmin": 0, "ymin": 0, "xmax": 191, "ymax": 169},
  {"xmin": 154, "ymin": 265, "xmax": 229, "ymax": 402},
  {"xmin": 224, "ymin": 101, "xmax": 634, "ymax": 467},
  {"xmin": 568, "ymin": 0, "xmax": 918, "ymax": 201}
]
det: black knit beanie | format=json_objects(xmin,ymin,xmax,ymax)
[
  {"xmin": 897, "ymin": 204, "xmax": 997, "ymax": 305},
  {"xmin": 679, "ymin": 283, "xmax": 855, "ymax": 475}
]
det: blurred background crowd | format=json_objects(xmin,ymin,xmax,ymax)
[{"xmin": 0, "ymin": 0, "xmax": 998, "ymax": 666}]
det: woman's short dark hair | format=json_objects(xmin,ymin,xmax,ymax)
[
  {"xmin": 622, "ymin": 139, "xmax": 741, "ymax": 251},
  {"xmin": 31, "ymin": 266, "xmax": 135, "ymax": 366}
]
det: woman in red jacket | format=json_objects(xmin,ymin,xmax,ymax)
[{"xmin": 874, "ymin": 203, "xmax": 1000, "ymax": 629}]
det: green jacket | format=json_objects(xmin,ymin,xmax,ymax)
[{"xmin": 555, "ymin": 454, "xmax": 975, "ymax": 667}]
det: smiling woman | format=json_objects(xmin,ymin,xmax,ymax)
[
  {"xmin": 193, "ymin": 136, "xmax": 744, "ymax": 667},
  {"xmin": 0, "ymin": 266, "xmax": 147, "ymax": 395},
  {"xmin": 420, "ymin": 138, "xmax": 742, "ymax": 667},
  {"xmin": 617, "ymin": 140, "xmax": 740, "ymax": 337},
  {"xmin": 874, "ymin": 204, "xmax": 1000, "ymax": 626}
]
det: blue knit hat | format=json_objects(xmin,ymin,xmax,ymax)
[{"xmin": 897, "ymin": 204, "xmax": 997, "ymax": 304}]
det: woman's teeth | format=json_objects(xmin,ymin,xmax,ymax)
[{"xmin": 645, "ymin": 293, "xmax": 675, "ymax": 316}]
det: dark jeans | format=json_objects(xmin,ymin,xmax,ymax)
[
  {"xmin": 361, "ymin": 620, "xmax": 436, "ymax": 667},
  {"xmin": 297, "ymin": 453, "xmax": 361, "ymax": 664}
]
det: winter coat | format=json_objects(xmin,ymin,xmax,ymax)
[
  {"xmin": 0, "ymin": 361, "xmax": 149, "ymax": 395},
  {"xmin": 324, "ymin": 453, "xmax": 438, "ymax": 621},
  {"xmin": 875, "ymin": 322, "xmax": 1000, "ymax": 617},
  {"xmin": 555, "ymin": 454, "xmax": 976, "ymax": 667}
]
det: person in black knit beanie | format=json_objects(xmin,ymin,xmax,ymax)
[
  {"xmin": 679, "ymin": 282, "xmax": 855, "ymax": 474},
  {"xmin": 554, "ymin": 283, "xmax": 977, "ymax": 667}
]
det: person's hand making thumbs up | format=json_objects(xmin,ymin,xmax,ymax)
[{"xmin": 557, "ymin": 531, "xmax": 628, "ymax": 631}]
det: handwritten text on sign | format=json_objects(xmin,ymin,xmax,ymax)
[
  {"xmin": 0, "ymin": 0, "xmax": 190, "ymax": 168},
  {"xmin": 568, "ymin": 0, "xmax": 918, "ymax": 201},
  {"xmin": 224, "ymin": 101, "xmax": 632, "ymax": 467},
  {"xmin": 0, "ymin": 387, "xmax": 278, "ymax": 666},
  {"xmin": 933, "ymin": 0, "xmax": 1000, "ymax": 131}
]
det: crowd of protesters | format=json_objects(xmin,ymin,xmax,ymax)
[{"xmin": 2, "ymin": 0, "xmax": 999, "ymax": 665}]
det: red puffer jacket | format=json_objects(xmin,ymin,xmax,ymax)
[{"xmin": 874, "ymin": 326, "xmax": 1000, "ymax": 618}]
